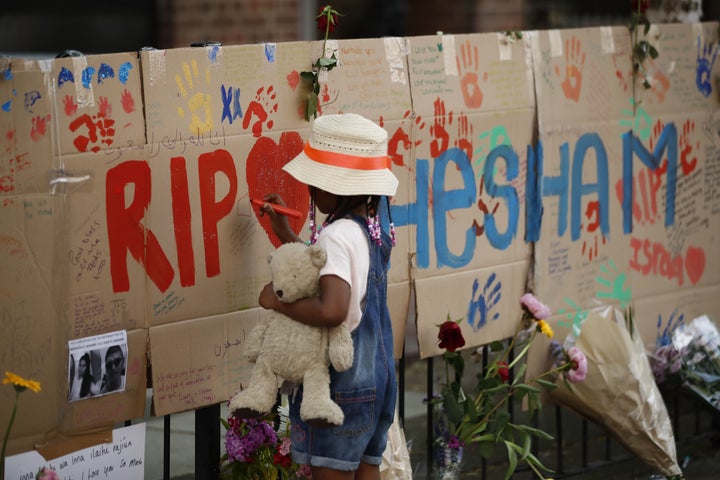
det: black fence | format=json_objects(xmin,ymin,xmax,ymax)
[{"xmin": 140, "ymin": 352, "xmax": 719, "ymax": 480}]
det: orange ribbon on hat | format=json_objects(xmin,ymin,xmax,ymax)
[{"xmin": 304, "ymin": 142, "xmax": 390, "ymax": 170}]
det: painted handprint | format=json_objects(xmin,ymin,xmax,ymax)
[
  {"xmin": 456, "ymin": 40, "xmax": 486, "ymax": 109},
  {"xmin": 383, "ymin": 110, "xmax": 425, "ymax": 168},
  {"xmin": 619, "ymin": 98, "xmax": 652, "ymax": 142},
  {"xmin": 243, "ymin": 85, "xmax": 278, "ymax": 137},
  {"xmin": 175, "ymin": 60, "xmax": 214, "ymax": 136},
  {"xmin": 679, "ymin": 119, "xmax": 699, "ymax": 176},
  {"xmin": 555, "ymin": 36, "xmax": 585, "ymax": 102},
  {"xmin": 454, "ymin": 113, "xmax": 473, "ymax": 162},
  {"xmin": 466, "ymin": 272, "xmax": 501, "ymax": 332},
  {"xmin": 655, "ymin": 308, "xmax": 685, "ymax": 349},
  {"xmin": 430, "ymin": 97, "xmax": 452, "ymax": 158},
  {"xmin": 644, "ymin": 58, "xmax": 671, "ymax": 104},
  {"xmin": 696, "ymin": 37, "xmax": 719, "ymax": 98},
  {"xmin": 595, "ymin": 259, "xmax": 632, "ymax": 309},
  {"xmin": 580, "ymin": 200, "xmax": 606, "ymax": 261},
  {"xmin": 557, "ymin": 298, "xmax": 588, "ymax": 339}
]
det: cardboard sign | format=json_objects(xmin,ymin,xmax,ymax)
[{"xmin": 2, "ymin": 22, "xmax": 720, "ymax": 454}]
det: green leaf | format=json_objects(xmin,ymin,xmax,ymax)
[
  {"xmin": 489, "ymin": 341, "xmax": 506, "ymax": 352},
  {"xmin": 299, "ymin": 71, "xmax": 316, "ymax": 82},
  {"xmin": 318, "ymin": 57, "xmax": 337, "ymax": 68},
  {"xmin": 493, "ymin": 411, "xmax": 510, "ymax": 441},
  {"xmin": 220, "ymin": 417, "xmax": 230, "ymax": 430},
  {"xmin": 442, "ymin": 387, "xmax": 464, "ymax": 424},
  {"xmin": 504, "ymin": 441, "xmax": 518, "ymax": 480},
  {"xmin": 477, "ymin": 438, "xmax": 496, "ymax": 458},
  {"xmin": 536, "ymin": 378, "xmax": 558, "ymax": 390},
  {"xmin": 513, "ymin": 423, "xmax": 555, "ymax": 441},
  {"xmin": 642, "ymin": 18, "xmax": 651, "ymax": 35},
  {"xmin": 648, "ymin": 45, "xmax": 659, "ymax": 59},
  {"xmin": 306, "ymin": 93, "xmax": 319, "ymax": 120}
]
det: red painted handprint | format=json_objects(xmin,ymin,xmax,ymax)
[
  {"xmin": 454, "ymin": 113, "xmax": 473, "ymax": 162},
  {"xmin": 581, "ymin": 200, "xmax": 606, "ymax": 261},
  {"xmin": 430, "ymin": 98, "xmax": 452, "ymax": 158},
  {"xmin": 555, "ymin": 36, "xmax": 586, "ymax": 102},
  {"xmin": 679, "ymin": 119, "xmax": 699, "ymax": 176},
  {"xmin": 384, "ymin": 110, "xmax": 425, "ymax": 168},
  {"xmin": 243, "ymin": 85, "xmax": 278, "ymax": 137},
  {"xmin": 456, "ymin": 41, "xmax": 486, "ymax": 109}
]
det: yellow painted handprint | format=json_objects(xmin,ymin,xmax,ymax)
[{"xmin": 175, "ymin": 60, "xmax": 214, "ymax": 136}]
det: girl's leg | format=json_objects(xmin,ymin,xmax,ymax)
[
  {"xmin": 310, "ymin": 466, "xmax": 354, "ymax": 480},
  {"xmin": 355, "ymin": 462, "xmax": 380, "ymax": 480}
]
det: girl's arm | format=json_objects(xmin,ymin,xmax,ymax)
[
  {"xmin": 258, "ymin": 274, "xmax": 350, "ymax": 328},
  {"xmin": 258, "ymin": 193, "xmax": 302, "ymax": 244}
]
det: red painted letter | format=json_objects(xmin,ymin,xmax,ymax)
[
  {"xmin": 106, "ymin": 160, "xmax": 174, "ymax": 293},
  {"xmin": 198, "ymin": 149, "xmax": 238, "ymax": 277}
]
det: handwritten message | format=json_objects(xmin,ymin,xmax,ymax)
[{"xmin": 4, "ymin": 423, "xmax": 145, "ymax": 480}]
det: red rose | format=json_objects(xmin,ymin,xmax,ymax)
[
  {"xmin": 316, "ymin": 6, "xmax": 337, "ymax": 34},
  {"xmin": 631, "ymin": 0, "xmax": 649, "ymax": 13},
  {"xmin": 273, "ymin": 452, "xmax": 292, "ymax": 467},
  {"xmin": 438, "ymin": 321, "xmax": 465, "ymax": 352},
  {"xmin": 497, "ymin": 361, "xmax": 510, "ymax": 382}
]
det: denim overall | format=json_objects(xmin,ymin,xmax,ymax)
[{"xmin": 290, "ymin": 215, "xmax": 397, "ymax": 471}]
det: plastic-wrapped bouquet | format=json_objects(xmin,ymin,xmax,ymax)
[
  {"xmin": 651, "ymin": 314, "xmax": 720, "ymax": 411},
  {"xmin": 220, "ymin": 395, "xmax": 311, "ymax": 480},
  {"xmin": 548, "ymin": 306, "xmax": 683, "ymax": 478}
]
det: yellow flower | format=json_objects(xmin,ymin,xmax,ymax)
[
  {"xmin": 536, "ymin": 320, "xmax": 554, "ymax": 339},
  {"xmin": 3, "ymin": 371, "xmax": 41, "ymax": 393}
]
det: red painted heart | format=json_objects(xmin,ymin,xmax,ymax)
[
  {"xmin": 685, "ymin": 245, "xmax": 705, "ymax": 285},
  {"xmin": 246, "ymin": 132, "xmax": 308, "ymax": 247}
]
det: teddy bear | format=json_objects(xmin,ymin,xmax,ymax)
[{"xmin": 229, "ymin": 241, "xmax": 354, "ymax": 427}]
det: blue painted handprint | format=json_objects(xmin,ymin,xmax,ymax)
[
  {"xmin": 655, "ymin": 308, "xmax": 685, "ymax": 349},
  {"xmin": 696, "ymin": 37, "xmax": 718, "ymax": 98},
  {"xmin": 466, "ymin": 272, "xmax": 501, "ymax": 332}
]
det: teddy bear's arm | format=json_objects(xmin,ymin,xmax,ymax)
[
  {"xmin": 328, "ymin": 323, "xmax": 354, "ymax": 372},
  {"xmin": 244, "ymin": 321, "xmax": 269, "ymax": 362}
]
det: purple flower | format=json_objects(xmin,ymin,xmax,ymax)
[
  {"xmin": 225, "ymin": 418, "xmax": 278, "ymax": 462},
  {"xmin": 447, "ymin": 435, "xmax": 464, "ymax": 449}
]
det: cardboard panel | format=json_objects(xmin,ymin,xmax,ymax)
[
  {"xmin": 405, "ymin": 32, "xmax": 535, "ymax": 282},
  {"xmin": 60, "ymin": 149, "xmax": 147, "ymax": 337},
  {"xmin": 141, "ymin": 42, "xmax": 312, "ymax": 143},
  {"xmin": 415, "ymin": 261, "xmax": 528, "ymax": 358},
  {"xmin": 2, "ymin": 59, "xmax": 55, "ymax": 195},
  {"xmin": 634, "ymin": 284, "xmax": 720, "ymax": 351},
  {"xmin": 51, "ymin": 53, "xmax": 145, "ymax": 157},
  {"xmin": 149, "ymin": 309, "xmax": 260, "ymax": 416},
  {"xmin": 0, "ymin": 194, "xmax": 61, "ymax": 455},
  {"xmin": 388, "ymin": 281, "xmax": 411, "ymax": 359},
  {"xmin": 145, "ymin": 133, "xmax": 309, "ymax": 326},
  {"xmin": 59, "ymin": 328, "xmax": 148, "ymax": 432}
]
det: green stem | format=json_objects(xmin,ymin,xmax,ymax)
[{"xmin": 1, "ymin": 390, "xmax": 20, "ymax": 477}]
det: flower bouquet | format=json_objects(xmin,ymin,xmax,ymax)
[
  {"xmin": 220, "ymin": 395, "xmax": 311, "ymax": 480},
  {"xmin": 650, "ymin": 314, "xmax": 720, "ymax": 412},
  {"xmin": 427, "ymin": 294, "xmax": 587, "ymax": 480},
  {"xmin": 547, "ymin": 306, "xmax": 683, "ymax": 478}
]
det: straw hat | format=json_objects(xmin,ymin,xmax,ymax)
[{"xmin": 283, "ymin": 113, "xmax": 399, "ymax": 196}]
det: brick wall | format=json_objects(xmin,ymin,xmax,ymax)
[{"xmin": 155, "ymin": 0, "xmax": 304, "ymax": 49}]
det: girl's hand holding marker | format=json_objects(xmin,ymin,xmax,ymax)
[{"xmin": 251, "ymin": 198, "xmax": 302, "ymax": 219}]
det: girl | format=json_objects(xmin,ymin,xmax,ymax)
[{"xmin": 256, "ymin": 113, "xmax": 398, "ymax": 480}]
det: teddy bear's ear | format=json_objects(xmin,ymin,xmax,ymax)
[{"xmin": 306, "ymin": 245, "xmax": 327, "ymax": 268}]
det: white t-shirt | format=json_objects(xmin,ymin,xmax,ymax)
[{"xmin": 315, "ymin": 218, "xmax": 369, "ymax": 332}]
